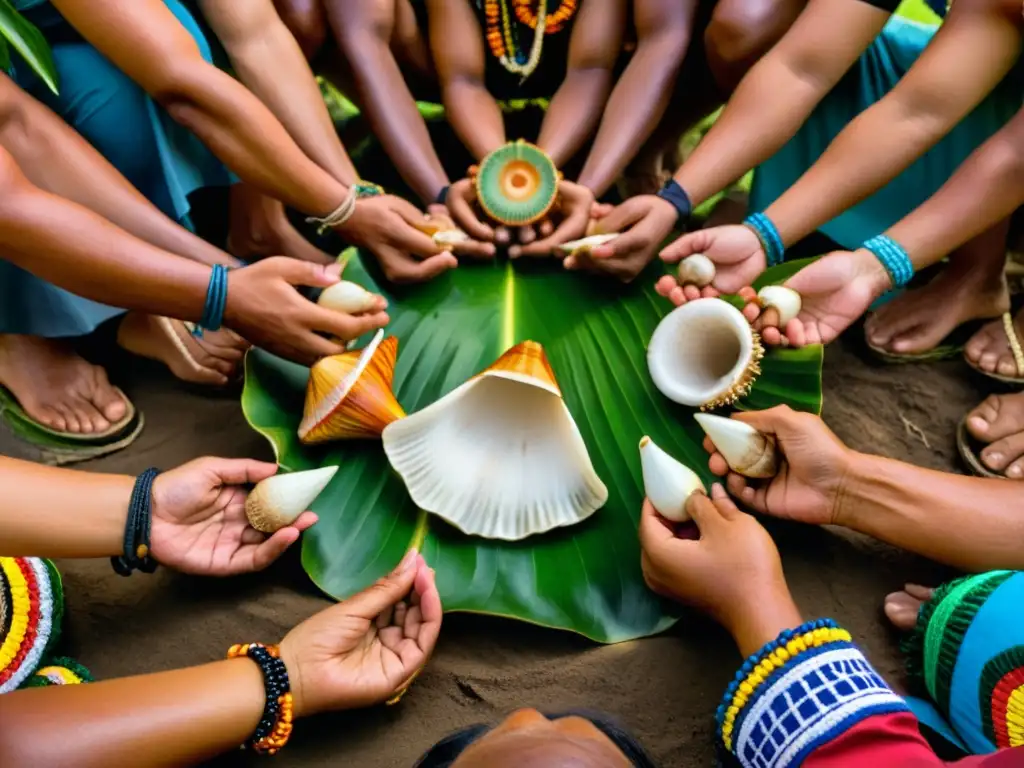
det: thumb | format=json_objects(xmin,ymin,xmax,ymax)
[
  {"xmin": 659, "ymin": 231, "xmax": 710, "ymax": 264},
  {"xmin": 594, "ymin": 198, "xmax": 649, "ymax": 234},
  {"xmin": 268, "ymin": 256, "xmax": 342, "ymax": 288},
  {"xmin": 343, "ymin": 549, "xmax": 420, "ymax": 620},
  {"xmin": 684, "ymin": 490, "xmax": 724, "ymax": 533},
  {"xmin": 730, "ymin": 405, "xmax": 796, "ymax": 438}
]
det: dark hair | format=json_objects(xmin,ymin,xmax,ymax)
[{"xmin": 413, "ymin": 709, "xmax": 658, "ymax": 767}]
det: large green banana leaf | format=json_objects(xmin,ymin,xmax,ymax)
[
  {"xmin": 0, "ymin": 0, "xmax": 58, "ymax": 94},
  {"xmin": 243, "ymin": 256, "xmax": 822, "ymax": 643}
]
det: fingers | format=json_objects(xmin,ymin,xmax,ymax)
[
  {"xmin": 659, "ymin": 231, "xmax": 711, "ymax": 264},
  {"xmin": 730, "ymin": 405, "xmax": 796, "ymax": 437},
  {"xmin": 265, "ymin": 256, "xmax": 343, "ymax": 288},
  {"xmin": 725, "ymin": 472, "xmax": 768, "ymax": 514},
  {"xmin": 204, "ymin": 457, "xmax": 280, "ymax": 486},
  {"xmin": 307, "ymin": 304, "xmax": 390, "ymax": 341},
  {"xmin": 344, "ymin": 548, "xmax": 420, "ymax": 620},
  {"xmin": 250, "ymin": 526, "xmax": 302, "ymax": 571},
  {"xmin": 411, "ymin": 557, "xmax": 442, "ymax": 651},
  {"xmin": 382, "ymin": 251, "xmax": 459, "ymax": 283},
  {"xmin": 450, "ymin": 238, "xmax": 496, "ymax": 260},
  {"xmin": 511, "ymin": 210, "xmax": 589, "ymax": 258},
  {"xmin": 590, "ymin": 201, "xmax": 614, "ymax": 219},
  {"xmin": 447, "ymin": 182, "xmax": 494, "ymax": 240},
  {"xmin": 593, "ymin": 197, "xmax": 651, "ymax": 233},
  {"xmin": 638, "ymin": 498, "xmax": 678, "ymax": 549},
  {"xmin": 683, "ymin": 490, "xmax": 722, "ymax": 532},
  {"xmin": 587, "ymin": 229, "xmax": 649, "ymax": 262},
  {"xmin": 709, "ymin": 483, "xmax": 742, "ymax": 521}
]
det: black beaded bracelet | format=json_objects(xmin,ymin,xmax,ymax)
[
  {"xmin": 656, "ymin": 178, "xmax": 692, "ymax": 230},
  {"xmin": 227, "ymin": 643, "xmax": 293, "ymax": 753},
  {"xmin": 111, "ymin": 467, "xmax": 160, "ymax": 577},
  {"xmin": 433, "ymin": 185, "xmax": 450, "ymax": 206}
]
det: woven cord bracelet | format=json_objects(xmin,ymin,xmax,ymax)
[
  {"xmin": 111, "ymin": 468, "xmax": 160, "ymax": 576},
  {"xmin": 191, "ymin": 264, "xmax": 230, "ymax": 339},
  {"xmin": 228, "ymin": 643, "xmax": 294, "ymax": 755},
  {"xmin": 655, "ymin": 179, "xmax": 692, "ymax": 231}
]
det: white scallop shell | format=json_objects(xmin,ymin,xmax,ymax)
[{"xmin": 639, "ymin": 436, "xmax": 705, "ymax": 522}]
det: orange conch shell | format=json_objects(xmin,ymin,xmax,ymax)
[{"xmin": 298, "ymin": 330, "xmax": 406, "ymax": 444}]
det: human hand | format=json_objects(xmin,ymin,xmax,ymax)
[
  {"xmin": 703, "ymin": 406, "xmax": 854, "ymax": 527},
  {"xmin": 564, "ymin": 195, "xmax": 678, "ymax": 282},
  {"xmin": 655, "ymin": 225, "xmax": 766, "ymax": 306},
  {"xmin": 279, "ymin": 549, "xmax": 441, "ymax": 717},
  {"xmin": 639, "ymin": 485, "xmax": 799, "ymax": 654},
  {"xmin": 338, "ymin": 195, "xmax": 458, "ymax": 283},
  {"xmin": 445, "ymin": 178, "xmax": 496, "ymax": 242},
  {"xmin": 742, "ymin": 249, "xmax": 891, "ymax": 347},
  {"xmin": 509, "ymin": 180, "xmax": 595, "ymax": 258},
  {"xmin": 150, "ymin": 458, "xmax": 317, "ymax": 576}
]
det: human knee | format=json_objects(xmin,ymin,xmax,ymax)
[
  {"xmin": 273, "ymin": 0, "xmax": 328, "ymax": 61},
  {"xmin": 704, "ymin": 2, "xmax": 795, "ymax": 92}
]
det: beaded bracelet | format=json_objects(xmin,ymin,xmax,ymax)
[
  {"xmin": 191, "ymin": 265, "xmax": 230, "ymax": 339},
  {"xmin": 228, "ymin": 643, "xmax": 294, "ymax": 755},
  {"xmin": 655, "ymin": 179, "xmax": 692, "ymax": 231},
  {"xmin": 111, "ymin": 468, "xmax": 160, "ymax": 577},
  {"xmin": 862, "ymin": 234, "xmax": 914, "ymax": 289},
  {"xmin": 743, "ymin": 212, "xmax": 785, "ymax": 268},
  {"xmin": 353, "ymin": 180, "xmax": 385, "ymax": 199}
]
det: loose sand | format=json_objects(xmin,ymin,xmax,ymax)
[{"xmin": 1, "ymin": 323, "xmax": 989, "ymax": 766}]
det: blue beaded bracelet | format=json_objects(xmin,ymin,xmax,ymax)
[
  {"xmin": 862, "ymin": 234, "xmax": 913, "ymax": 289},
  {"xmin": 192, "ymin": 264, "xmax": 229, "ymax": 338},
  {"xmin": 743, "ymin": 212, "xmax": 785, "ymax": 267},
  {"xmin": 655, "ymin": 179, "xmax": 692, "ymax": 230}
]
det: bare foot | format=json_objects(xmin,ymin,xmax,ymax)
[
  {"xmin": 883, "ymin": 583, "xmax": 935, "ymax": 632},
  {"xmin": 228, "ymin": 183, "xmax": 334, "ymax": 266},
  {"xmin": 865, "ymin": 264, "xmax": 1008, "ymax": 356},
  {"xmin": 964, "ymin": 392, "xmax": 1024, "ymax": 478},
  {"xmin": 117, "ymin": 313, "xmax": 249, "ymax": 386},
  {"xmin": 964, "ymin": 309, "xmax": 1024, "ymax": 378},
  {"xmin": 0, "ymin": 335, "xmax": 129, "ymax": 434}
]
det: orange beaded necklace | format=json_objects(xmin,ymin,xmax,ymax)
[
  {"xmin": 513, "ymin": 0, "xmax": 578, "ymax": 33},
  {"xmin": 483, "ymin": 0, "xmax": 578, "ymax": 79}
]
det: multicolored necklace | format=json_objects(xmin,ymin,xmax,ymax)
[{"xmin": 483, "ymin": 0, "xmax": 577, "ymax": 80}]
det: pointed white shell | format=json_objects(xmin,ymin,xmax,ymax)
[
  {"xmin": 433, "ymin": 229, "xmax": 470, "ymax": 246},
  {"xmin": 693, "ymin": 413, "xmax": 778, "ymax": 479},
  {"xmin": 677, "ymin": 254, "xmax": 716, "ymax": 288},
  {"xmin": 756, "ymin": 285, "xmax": 802, "ymax": 327},
  {"xmin": 639, "ymin": 436, "xmax": 706, "ymax": 522},
  {"xmin": 245, "ymin": 466, "xmax": 338, "ymax": 533},
  {"xmin": 647, "ymin": 298, "xmax": 758, "ymax": 408},
  {"xmin": 558, "ymin": 234, "xmax": 619, "ymax": 254},
  {"xmin": 318, "ymin": 281, "xmax": 378, "ymax": 314},
  {"xmin": 381, "ymin": 369, "xmax": 608, "ymax": 541}
]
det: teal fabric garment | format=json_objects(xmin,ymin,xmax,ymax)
[
  {"xmin": 748, "ymin": 16, "xmax": 1020, "ymax": 252},
  {"xmin": 1, "ymin": 0, "xmax": 234, "ymax": 337}
]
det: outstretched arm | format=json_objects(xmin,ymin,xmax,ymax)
[
  {"xmin": 49, "ymin": 0, "xmax": 351, "ymax": 218},
  {"xmin": 328, "ymin": 0, "xmax": 450, "ymax": 204},
  {"xmin": 536, "ymin": 0, "xmax": 626, "ymax": 170},
  {"xmin": 574, "ymin": 0, "xmax": 695, "ymax": 196},
  {"xmin": 673, "ymin": 0, "xmax": 891, "ymax": 208},
  {"xmin": 764, "ymin": 0, "xmax": 1023, "ymax": 246},
  {"xmin": 428, "ymin": 0, "xmax": 506, "ymax": 161},
  {"xmin": 198, "ymin": 0, "xmax": 359, "ymax": 186}
]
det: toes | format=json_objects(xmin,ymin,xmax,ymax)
[
  {"xmin": 883, "ymin": 591, "xmax": 922, "ymax": 632},
  {"xmin": 996, "ymin": 354, "xmax": 1020, "ymax": 378},
  {"xmin": 980, "ymin": 430, "xmax": 1024, "ymax": 473},
  {"xmin": 35, "ymin": 406, "xmax": 67, "ymax": 432},
  {"xmin": 70, "ymin": 396, "xmax": 111, "ymax": 434},
  {"xmin": 89, "ymin": 378, "xmax": 129, "ymax": 424},
  {"xmin": 888, "ymin": 325, "xmax": 930, "ymax": 354},
  {"xmin": 966, "ymin": 396, "xmax": 1001, "ymax": 440},
  {"xmin": 1004, "ymin": 456, "xmax": 1024, "ymax": 480},
  {"xmin": 903, "ymin": 583, "xmax": 935, "ymax": 602},
  {"xmin": 979, "ymin": 351, "xmax": 1001, "ymax": 373},
  {"xmin": 965, "ymin": 321, "xmax": 1001, "ymax": 362},
  {"xmin": 55, "ymin": 403, "xmax": 82, "ymax": 434},
  {"xmin": 968, "ymin": 394, "xmax": 1024, "ymax": 442}
]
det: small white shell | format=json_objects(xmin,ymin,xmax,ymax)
[
  {"xmin": 558, "ymin": 234, "xmax": 619, "ymax": 254},
  {"xmin": 433, "ymin": 229, "xmax": 470, "ymax": 246},
  {"xmin": 318, "ymin": 281, "xmax": 378, "ymax": 314},
  {"xmin": 639, "ymin": 436, "xmax": 706, "ymax": 522},
  {"xmin": 693, "ymin": 413, "xmax": 778, "ymax": 479},
  {"xmin": 245, "ymin": 466, "xmax": 338, "ymax": 533},
  {"xmin": 756, "ymin": 285, "xmax": 802, "ymax": 327},
  {"xmin": 677, "ymin": 254, "xmax": 716, "ymax": 288}
]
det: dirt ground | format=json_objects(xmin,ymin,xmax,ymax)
[{"xmin": 0, "ymin": 321, "xmax": 991, "ymax": 767}]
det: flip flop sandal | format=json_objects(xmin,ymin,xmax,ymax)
[
  {"xmin": 0, "ymin": 385, "xmax": 143, "ymax": 466},
  {"xmin": 963, "ymin": 312, "xmax": 1024, "ymax": 386},
  {"xmin": 956, "ymin": 415, "xmax": 1018, "ymax": 480},
  {"xmin": 865, "ymin": 317, "xmax": 990, "ymax": 364}
]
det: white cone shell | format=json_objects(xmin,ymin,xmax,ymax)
[
  {"xmin": 639, "ymin": 436, "xmax": 705, "ymax": 522},
  {"xmin": 693, "ymin": 413, "xmax": 778, "ymax": 479},
  {"xmin": 245, "ymin": 466, "xmax": 338, "ymax": 533},
  {"xmin": 677, "ymin": 254, "xmax": 716, "ymax": 288},
  {"xmin": 318, "ymin": 281, "xmax": 377, "ymax": 314},
  {"xmin": 558, "ymin": 233, "xmax": 619, "ymax": 254},
  {"xmin": 433, "ymin": 229, "xmax": 470, "ymax": 245},
  {"xmin": 756, "ymin": 285, "xmax": 801, "ymax": 327},
  {"xmin": 647, "ymin": 298, "xmax": 756, "ymax": 408},
  {"xmin": 381, "ymin": 372, "xmax": 608, "ymax": 541}
]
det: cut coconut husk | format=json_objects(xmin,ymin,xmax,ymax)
[
  {"xmin": 473, "ymin": 140, "xmax": 560, "ymax": 227},
  {"xmin": 381, "ymin": 341, "xmax": 608, "ymax": 541}
]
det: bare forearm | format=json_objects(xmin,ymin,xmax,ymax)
[
  {"xmin": 537, "ymin": 69, "xmax": 614, "ymax": 170},
  {"xmin": 0, "ymin": 660, "xmax": 264, "ymax": 767},
  {"xmin": 444, "ymin": 79, "xmax": 506, "ymax": 161},
  {"xmin": 576, "ymin": 38, "xmax": 687, "ymax": 195},
  {"xmin": 838, "ymin": 452, "xmax": 1024, "ymax": 571},
  {"xmin": 887, "ymin": 111, "xmax": 1024, "ymax": 267},
  {"xmin": 0, "ymin": 457, "xmax": 130, "ymax": 558}
]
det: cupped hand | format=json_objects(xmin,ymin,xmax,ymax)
[
  {"xmin": 509, "ymin": 180, "xmax": 596, "ymax": 258},
  {"xmin": 703, "ymin": 406, "xmax": 853, "ymax": 527},
  {"xmin": 445, "ymin": 178, "xmax": 496, "ymax": 243},
  {"xmin": 639, "ymin": 485, "xmax": 796, "ymax": 647},
  {"xmin": 655, "ymin": 224, "xmax": 766, "ymax": 306},
  {"xmin": 280, "ymin": 549, "xmax": 442, "ymax": 717},
  {"xmin": 564, "ymin": 195, "xmax": 678, "ymax": 282},
  {"xmin": 225, "ymin": 258, "xmax": 389, "ymax": 365},
  {"xmin": 150, "ymin": 458, "xmax": 317, "ymax": 576},
  {"xmin": 741, "ymin": 249, "xmax": 892, "ymax": 347},
  {"xmin": 339, "ymin": 195, "xmax": 458, "ymax": 283},
  {"xmin": 420, "ymin": 209, "xmax": 496, "ymax": 261}
]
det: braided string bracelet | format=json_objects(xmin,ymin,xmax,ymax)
[
  {"xmin": 111, "ymin": 468, "xmax": 160, "ymax": 577},
  {"xmin": 743, "ymin": 212, "xmax": 785, "ymax": 268},
  {"xmin": 190, "ymin": 265, "xmax": 230, "ymax": 339},
  {"xmin": 655, "ymin": 179, "xmax": 692, "ymax": 231},
  {"xmin": 228, "ymin": 643, "xmax": 294, "ymax": 755}
]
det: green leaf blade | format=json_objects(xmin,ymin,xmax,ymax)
[{"xmin": 0, "ymin": 0, "xmax": 58, "ymax": 94}]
